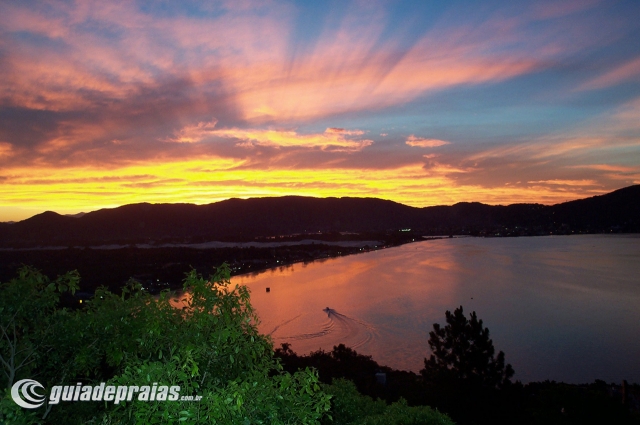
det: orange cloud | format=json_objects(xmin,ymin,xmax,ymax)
[
  {"xmin": 0, "ymin": 143, "xmax": 13, "ymax": 158},
  {"xmin": 220, "ymin": 128, "xmax": 373, "ymax": 152},
  {"xmin": 527, "ymin": 179, "xmax": 599, "ymax": 186},
  {"xmin": 167, "ymin": 121, "xmax": 373, "ymax": 152}
]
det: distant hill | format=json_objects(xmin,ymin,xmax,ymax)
[{"xmin": 1, "ymin": 185, "xmax": 638, "ymax": 248}]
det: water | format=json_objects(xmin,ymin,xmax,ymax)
[{"xmin": 232, "ymin": 235, "xmax": 640, "ymax": 384}]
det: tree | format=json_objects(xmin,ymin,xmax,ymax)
[
  {"xmin": 421, "ymin": 306, "xmax": 514, "ymax": 389},
  {"xmin": 0, "ymin": 266, "xmax": 79, "ymax": 390},
  {"xmin": 0, "ymin": 265, "xmax": 331, "ymax": 424},
  {"xmin": 323, "ymin": 379, "xmax": 454, "ymax": 425}
]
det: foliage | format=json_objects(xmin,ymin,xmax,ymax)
[
  {"xmin": 421, "ymin": 305, "xmax": 514, "ymax": 389},
  {"xmin": 4, "ymin": 267, "xmax": 635, "ymax": 425},
  {"xmin": 276, "ymin": 343, "xmax": 381, "ymax": 390},
  {"xmin": 356, "ymin": 400, "xmax": 455, "ymax": 425},
  {"xmin": 0, "ymin": 388, "xmax": 41, "ymax": 425},
  {"xmin": 322, "ymin": 378, "xmax": 386, "ymax": 424},
  {"xmin": 275, "ymin": 343, "xmax": 426, "ymax": 406},
  {"xmin": 322, "ymin": 379, "xmax": 453, "ymax": 425},
  {"xmin": 0, "ymin": 266, "xmax": 80, "ymax": 390},
  {"xmin": 0, "ymin": 265, "xmax": 331, "ymax": 424}
]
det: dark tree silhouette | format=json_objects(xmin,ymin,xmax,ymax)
[{"xmin": 421, "ymin": 306, "xmax": 514, "ymax": 389}]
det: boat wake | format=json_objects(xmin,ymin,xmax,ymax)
[
  {"xmin": 272, "ymin": 308, "xmax": 377, "ymax": 350},
  {"xmin": 268, "ymin": 314, "xmax": 302, "ymax": 336}
]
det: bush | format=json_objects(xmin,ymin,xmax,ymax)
[
  {"xmin": 323, "ymin": 379, "xmax": 453, "ymax": 425},
  {"xmin": 1, "ymin": 265, "xmax": 331, "ymax": 424}
]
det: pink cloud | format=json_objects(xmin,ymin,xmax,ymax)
[
  {"xmin": 1, "ymin": 0, "xmax": 606, "ymax": 130},
  {"xmin": 579, "ymin": 57, "xmax": 640, "ymax": 90},
  {"xmin": 168, "ymin": 120, "xmax": 220, "ymax": 144},
  {"xmin": 325, "ymin": 128, "xmax": 365, "ymax": 136},
  {"xmin": 406, "ymin": 136, "xmax": 450, "ymax": 148},
  {"xmin": 570, "ymin": 164, "xmax": 638, "ymax": 173}
]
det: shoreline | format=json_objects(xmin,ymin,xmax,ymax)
[{"xmin": 2, "ymin": 233, "xmax": 637, "ymax": 294}]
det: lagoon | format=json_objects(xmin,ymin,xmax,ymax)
[{"xmin": 233, "ymin": 234, "xmax": 640, "ymax": 384}]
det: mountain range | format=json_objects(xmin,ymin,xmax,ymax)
[{"xmin": 1, "ymin": 185, "xmax": 638, "ymax": 248}]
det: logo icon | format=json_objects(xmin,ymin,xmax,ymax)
[{"xmin": 11, "ymin": 379, "xmax": 46, "ymax": 409}]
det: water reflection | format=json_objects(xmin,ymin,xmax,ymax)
[{"xmin": 233, "ymin": 235, "xmax": 640, "ymax": 384}]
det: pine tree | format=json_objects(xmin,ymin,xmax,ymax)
[{"xmin": 421, "ymin": 306, "xmax": 514, "ymax": 389}]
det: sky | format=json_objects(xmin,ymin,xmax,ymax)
[{"xmin": 1, "ymin": 0, "xmax": 639, "ymax": 222}]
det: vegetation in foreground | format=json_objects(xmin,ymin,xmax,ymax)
[
  {"xmin": 0, "ymin": 266, "xmax": 452, "ymax": 424},
  {"xmin": 276, "ymin": 309, "xmax": 640, "ymax": 425},
  {"xmin": 2, "ymin": 265, "xmax": 638, "ymax": 424}
]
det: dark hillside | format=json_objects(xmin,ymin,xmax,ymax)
[{"xmin": 1, "ymin": 185, "xmax": 638, "ymax": 248}]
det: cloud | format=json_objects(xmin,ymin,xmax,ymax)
[
  {"xmin": 528, "ymin": 0, "xmax": 601, "ymax": 20},
  {"xmin": 569, "ymin": 164, "xmax": 638, "ymax": 173},
  {"xmin": 578, "ymin": 57, "xmax": 640, "ymax": 90},
  {"xmin": 405, "ymin": 136, "xmax": 450, "ymax": 148},
  {"xmin": 0, "ymin": 0, "xmax": 549, "ymax": 129},
  {"xmin": 566, "ymin": 164, "xmax": 640, "ymax": 183},
  {"xmin": 439, "ymin": 94, "xmax": 640, "ymax": 192},
  {"xmin": 168, "ymin": 120, "xmax": 220, "ymax": 144},
  {"xmin": 12, "ymin": 174, "xmax": 159, "ymax": 186},
  {"xmin": 325, "ymin": 128, "xmax": 365, "ymax": 135},
  {"xmin": 0, "ymin": 0, "xmax": 624, "ymax": 169},
  {"xmin": 0, "ymin": 143, "xmax": 13, "ymax": 158},
  {"xmin": 0, "ymin": 0, "xmax": 638, "ymax": 221},
  {"xmin": 122, "ymin": 179, "xmax": 186, "ymax": 189},
  {"xmin": 527, "ymin": 179, "xmax": 599, "ymax": 186},
  {"xmin": 217, "ymin": 128, "xmax": 373, "ymax": 152},
  {"xmin": 163, "ymin": 120, "xmax": 373, "ymax": 152}
]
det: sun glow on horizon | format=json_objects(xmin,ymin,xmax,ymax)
[
  {"xmin": 0, "ymin": 158, "xmax": 613, "ymax": 222},
  {"xmin": 0, "ymin": 1, "xmax": 639, "ymax": 222}
]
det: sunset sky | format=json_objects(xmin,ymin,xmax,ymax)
[{"xmin": 1, "ymin": 0, "xmax": 639, "ymax": 222}]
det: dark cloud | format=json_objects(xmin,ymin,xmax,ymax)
[
  {"xmin": 0, "ymin": 73, "xmax": 244, "ymax": 168},
  {"xmin": 0, "ymin": 107, "xmax": 66, "ymax": 147}
]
